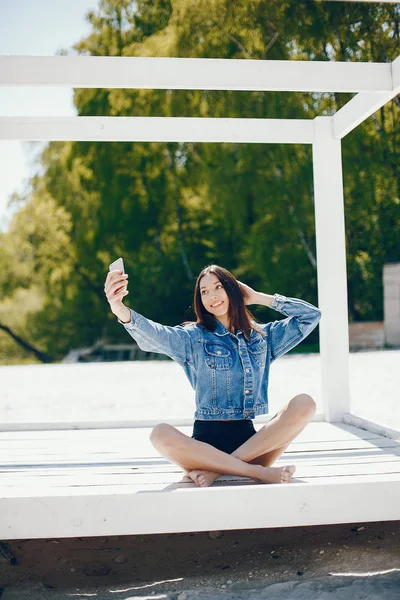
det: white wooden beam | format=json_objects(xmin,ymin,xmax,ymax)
[
  {"xmin": 0, "ymin": 116, "xmax": 314, "ymax": 143},
  {"xmin": 312, "ymin": 117, "xmax": 350, "ymax": 423},
  {"xmin": 0, "ymin": 56, "xmax": 393, "ymax": 93},
  {"xmin": 333, "ymin": 56, "xmax": 400, "ymax": 138},
  {"xmin": 2, "ymin": 477, "xmax": 399, "ymax": 539},
  {"xmin": 0, "ymin": 414, "xmax": 326, "ymax": 432},
  {"xmin": 343, "ymin": 414, "xmax": 400, "ymax": 441},
  {"xmin": 393, "ymin": 53, "xmax": 400, "ymax": 90},
  {"xmin": 333, "ymin": 92, "xmax": 394, "ymax": 139}
]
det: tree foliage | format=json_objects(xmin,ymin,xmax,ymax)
[{"xmin": 1, "ymin": 0, "xmax": 399, "ymax": 362}]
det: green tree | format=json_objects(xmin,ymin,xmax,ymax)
[{"xmin": 1, "ymin": 0, "xmax": 398, "ymax": 362}]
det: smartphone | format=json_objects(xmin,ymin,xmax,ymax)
[{"xmin": 109, "ymin": 257, "xmax": 125, "ymax": 273}]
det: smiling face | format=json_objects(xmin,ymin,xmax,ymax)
[{"xmin": 199, "ymin": 273, "xmax": 230, "ymax": 323}]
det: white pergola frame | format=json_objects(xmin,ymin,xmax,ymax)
[
  {"xmin": 1, "ymin": 55, "xmax": 399, "ymax": 430},
  {"xmin": 1, "ymin": 54, "xmax": 400, "ymax": 542}
]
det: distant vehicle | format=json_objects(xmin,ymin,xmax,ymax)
[{"xmin": 63, "ymin": 341, "xmax": 171, "ymax": 363}]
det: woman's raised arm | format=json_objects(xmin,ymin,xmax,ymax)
[{"xmin": 104, "ymin": 269, "xmax": 196, "ymax": 364}]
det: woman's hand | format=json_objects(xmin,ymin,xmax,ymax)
[
  {"xmin": 104, "ymin": 270, "xmax": 129, "ymax": 315},
  {"xmin": 237, "ymin": 280, "xmax": 258, "ymax": 306}
]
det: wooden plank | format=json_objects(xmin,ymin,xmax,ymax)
[
  {"xmin": 333, "ymin": 56, "xmax": 400, "ymax": 139},
  {"xmin": 3, "ymin": 434, "xmax": 398, "ymax": 455},
  {"xmin": 313, "ymin": 117, "xmax": 350, "ymax": 422},
  {"xmin": 2, "ymin": 449, "xmax": 399, "ymax": 487},
  {"xmin": 344, "ymin": 413, "xmax": 400, "ymax": 441},
  {"xmin": 333, "ymin": 91, "xmax": 395, "ymax": 139},
  {"xmin": 2, "ymin": 438, "xmax": 398, "ymax": 466},
  {"xmin": 2, "ymin": 461, "xmax": 400, "ymax": 489},
  {"xmin": 2, "ymin": 450, "xmax": 398, "ymax": 472},
  {"xmin": 0, "ymin": 56, "xmax": 393, "ymax": 92},
  {"xmin": 0, "ymin": 116, "xmax": 314, "ymax": 144},
  {"xmin": 2, "ymin": 461, "xmax": 399, "ymax": 488},
  {"xmin": 1, "ymin": 477, "xmax": 399, "ymax": 539},
  {"xmin": 2, "ymin": 471, "xmax": 400, "ymax": 498},
  {"xmin": 0, "ymin": 421, "xmax": 389, "ymax": 443}
]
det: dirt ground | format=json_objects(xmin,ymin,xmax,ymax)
[{"xmin": 1, "ymin": 520, "xmax": 399, "ymax": 597}]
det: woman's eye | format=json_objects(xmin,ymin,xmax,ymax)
[{"xmin": 201, "ymin": 284, "xmax": 222, "ymax": 295}]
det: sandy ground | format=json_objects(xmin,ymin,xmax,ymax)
[
  {"xmin": 1, "ymin": 350, "xmax": 399, "ymax": 598},
  {"xmin": 1, "ymin": 349, "xmax": 399, "ymax": 429},
  {"xmin": 0, "ymin": 521, "xmax": 399, "ymax": 598}
]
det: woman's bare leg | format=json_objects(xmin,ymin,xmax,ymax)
[
  {"xmin": 189, "ymin": 442, "xmax": 293, "ymax": 487},
  {"xmin": 150, "ymin": 424, "xmax": 294, "ymax": 485},
  {"xmin": 189, "ymin": 393, "xmax": 316, "ymax": 487}
]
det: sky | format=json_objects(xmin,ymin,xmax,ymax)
[{"xmin": 0, "ymin": 0, "xmax": 99, "ymax": 232}]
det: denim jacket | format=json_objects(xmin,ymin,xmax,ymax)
[{"xmin": 118, "ymin": 294, "xmax": 321, "ymax": 420}]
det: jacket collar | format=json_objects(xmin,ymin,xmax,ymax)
[
  {"xmin": 213, "ymin": 319, "xmax": 245, "ymax": 337},
  {"xmin": 213, "ymin": 319, "xmax": 230, "ymax": 336},
  {"xmin": 213, "ymin": 319, "xmax": 259, "ymax": 339}
]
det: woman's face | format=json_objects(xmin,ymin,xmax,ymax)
[{"xmin": 199, "ymin": 273, "xmax": 230, "ymax": 316}]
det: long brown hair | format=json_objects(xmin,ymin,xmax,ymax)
[{"xmin": 181, "ymin": 264, "xmax": 265, "ymax": 341}]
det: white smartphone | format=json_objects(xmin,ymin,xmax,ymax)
[{"xmin": 109, "ymin": 257, "xmax": 125, "ymax": 273}]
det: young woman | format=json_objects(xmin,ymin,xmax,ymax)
[{"xmin": 104, "ymin": 264, "xmax": 321, "ymax": 488}]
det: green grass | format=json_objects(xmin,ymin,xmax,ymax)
[{"xmin": 0, "ymin": 357, "xmax": 42, "ymax": 366}]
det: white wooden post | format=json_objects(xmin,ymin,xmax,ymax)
[{"xmin": 312, "ymin": 116, "xmax": 350, "ymax": 422}]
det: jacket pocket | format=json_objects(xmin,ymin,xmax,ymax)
[
  {"xmin": 248, "ymin": 338, "xmax": 267, "ymax": 367},
  {"xmin": 204, "ymin": 342, "xmax": 233, "ymax": 370}
]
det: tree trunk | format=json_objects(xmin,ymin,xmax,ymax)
[
  {"xmin": 165, "ymin": 145, "xmax": 194, "ymax": 282},
  {"xmin": 0, "ymin": 324, "xmax": 54, "ymax": 363}
]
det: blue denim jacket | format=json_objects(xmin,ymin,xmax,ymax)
[{"xmin": 118, "ymin": 294, "xmax": 321, "ymax": 420}]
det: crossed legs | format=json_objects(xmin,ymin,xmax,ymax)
[{"xmin": 150, "ymin": 393, "xmax": 316, "ymax": 487}]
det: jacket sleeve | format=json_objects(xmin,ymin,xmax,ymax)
[
  {"xmin": 264, "ymin": 294, "xmax": 321, "ymax": 361},
  {"xmin": 117, "ymin": 309, "xmax": 196, "ymax": 365}
]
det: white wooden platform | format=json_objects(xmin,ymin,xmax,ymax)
[{"xmin": 1, "ymin": 422, "xmax": 399, "ymax": 540}]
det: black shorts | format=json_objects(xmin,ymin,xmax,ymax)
[{"xmin": 191, "ymin": 419, "xmax": 257, "ymax": 454}]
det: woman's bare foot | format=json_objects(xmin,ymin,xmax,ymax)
[
  {"xmin": 189, "ymin": 469, "xmax": 220, "ymax": 488},
  {"xmin": 181, "ymin": 468, "xmax": 193, "ymax": 482},
  {"xmin": 188, "ymin": 465, "xmax": 296, "ymax": 487},
  {"xmin": 255, "ymin": 464, "xmax": 296, "ymax": 484}
]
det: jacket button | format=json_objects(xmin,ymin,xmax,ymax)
[
  {"xmin": 245, "ymin": 389, "xmax": 250, "ymax": 394},
  {"xmin": 217, "ymin": 350, "xmax": 221, "ymax": 354},
  {"xmin": 246, "ymin": 369, "xmax": 250, "ymax": 373}
]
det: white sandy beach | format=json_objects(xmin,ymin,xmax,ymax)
[{"xmin": 0, "ymin": 350, "xmax": 399, "ymax": 430}]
